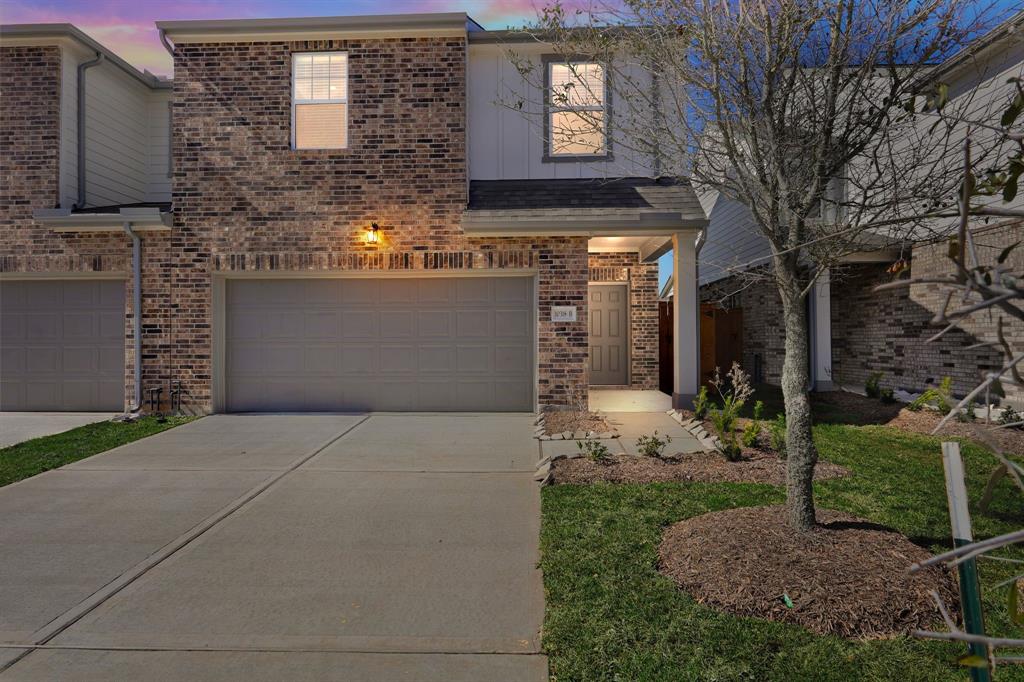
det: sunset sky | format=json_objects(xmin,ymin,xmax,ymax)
[{"xmin": 0, "ymin": 0, "xmax": 595, "ymax": 76}]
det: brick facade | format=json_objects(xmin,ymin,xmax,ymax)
[
  {"xmin": 588, "ymin": 252, "xmax": 659, "ymax": 389},
  {"xmin": 701, "ymin": 221, "xmax": 1024, "ymax": 405},
  {"xmin": 164, "ymin": 37, "xmax": 589, "ymax": 411}
]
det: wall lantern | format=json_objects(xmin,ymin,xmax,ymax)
[{"xmin": 366, "ymin": 222, "xmax": 381, "ymax": 244}]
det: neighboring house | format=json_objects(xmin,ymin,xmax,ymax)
[
  {"xmin": 697, "ymin": 12, "xmax": 1024, "ymax": 404},
  {"xmin": 0, "ymin": 13, "xmax": 708, "ymax": 414}
]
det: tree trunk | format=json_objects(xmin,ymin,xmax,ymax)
[{"xmin": 779, "ymin": 278, "xmax": 819, "ymax": 532}]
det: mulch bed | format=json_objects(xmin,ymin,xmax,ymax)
[
  {"xmin": 659, "ymin": 505, "xmax": 958, "ymax": 639},
  {"xmin": 888, "ymin": 409, "xmax": 1024, "ymax": 456},
  {"xmin": 541, "ymin": 409, "xmax": 615, "ymax": 436},
  {"xmin": 549, "ymin": 451, "xmax": 849, "ymax": 485}
]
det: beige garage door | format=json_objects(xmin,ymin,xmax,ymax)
[
  {"xmin": 0, "ymin": 280, "xmax": 125, "ymax": 411},
  {"xmin": 224, "ymin": 277, "xmax": 535, "ymax": 412}
]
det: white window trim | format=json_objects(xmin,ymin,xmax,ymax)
[
  {"xmin": 545, "ymin": 59, "xmax": 609, "ymax": 160},
  {"xmin": 291, "ymin": 51, "xmax": 349, "ymax": 151}
]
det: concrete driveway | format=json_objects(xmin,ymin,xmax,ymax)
[
  {"xmin": 0, "ymin": 413, "xmax": 118, "ymax": 448},
  {"xmin": 0, "ymin": 414, "xmax": 546, "ymax": 681}
]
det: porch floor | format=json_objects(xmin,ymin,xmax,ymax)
[{"xmin": 588, "ymin": 389, "xmax": 672, "ymax": 413}]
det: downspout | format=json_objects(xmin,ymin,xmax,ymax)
[
  {"xmin": 75, "ymin": 52, "xmax": 104, "ymax": 209},
  {"xmin": 123, "ymin": 222, "xmax": 143, "ymax": 413},
  {"xmin": 693, "ymin": 226, "xmax": 708, "ymax": 387},
  {"xmin": 158, "ymin": 28, "xmax": 176, "ymax": 58}
]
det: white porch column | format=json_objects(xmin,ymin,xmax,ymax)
[
  {"xmin": 672, "ymin": 232, "xmax": 700, "ymax": 408},
  {"xmin": 810, "ymin": 268, "xmax": 835, "ymax": 391}
]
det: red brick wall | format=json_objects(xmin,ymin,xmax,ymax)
[
  {"xmin": 588, "ymin": 252, "xmax": 659, "ymax": 389},
  {"xmin": 701, "ymin": 271, "xmax": 784, "ymax": 385},
  {"xmin": 167, "ymin": 37, "xmax": 589, "ymax": 411}
]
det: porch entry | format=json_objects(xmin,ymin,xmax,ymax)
[{"xmin": 588, "ymin": 283, "xmax": 629, "ymax": 386}]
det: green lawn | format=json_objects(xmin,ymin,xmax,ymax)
[
  {"xmin": 541, "ymin": 424, "xmax": 1024, "ymax": 681},
  {"xmin": 0, "ymin": 415, "xmax": 196, "ymax": 487}
]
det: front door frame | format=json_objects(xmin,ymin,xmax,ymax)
[{"xmin": 587, "ymin": 280, "xmax": 631, "ymax": 387}]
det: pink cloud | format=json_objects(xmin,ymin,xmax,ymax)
[{"xmin": 0, "ymin": 0, "xmax": 613, "ymax": 76}]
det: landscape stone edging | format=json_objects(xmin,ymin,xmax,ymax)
[{"xmin": 668, "ymin": 409, "xmax": 721, "ymax": 453}]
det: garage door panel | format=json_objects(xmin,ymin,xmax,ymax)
[
  {"xmin": 262, "ymin": 311, "xmax": 304, "ymax": 339},
  {"xmin": 339, "ymin": 278, "xmax": 379, "ymax": 305},
  {"xmin": 417, "ymin": 279, "xmax": 454, "ymax": 304},
  {"xmin": 0, "ymin": 278, "xmax": 125, "ymax": 409},
  {"xmin": 2, "ymin": 347, "xmax": 26, "ymax": 373},
  {"xmin": 456, "ymin": 310, "xmax": 491, "ymax": 337},
  {"xmin": 456, "ymin": 277, "xmax": 491, "ymax": 304},
  {"xmin": 224, "ymin": 277, "xmax": 534, "ymax": 412},
  {"xmin": 99, "ymin": 311, "xmax": 124, "ymax": 339},
  {"xmin": 418, "ymin": 345, "xmax": 454, "ymax": 373},
  {"xmin": 339, "ymin": 344, "xmax": 378, "ymax": 373},
  {"xmin": 494, "ymin": 276, "xmax": 531, "ymax": 303},
  {"xmin": 1, "ymin": 313, "xmax": 24, "ymax": 340},
  {"xmin": 340, "ymin": 311, "xmax": 378, "ymax": 338},
  {"xmin": 456, "ymin": 345, "xmax": 490, "ymax": 373},
  {"xmin": 26, "ymin": 347, "xmax": 60, "ymax": 372},
  {"xmin": 379, "ymin": 344, "xmax": 417, "ymax": 372},
  {"xmin": 495, "ymin": 310, "xmax": 529, "ymax": 338},
  {"xmin": 303, "ymin": 345, "xmax": 339, "ymax": 373},
  {"xmin": 304, "ymin": 311, "xmax": 340, "ymax": 338},
  {"xmin": 26, "ymin": 314, "xmax": 59, "ymax": 338},
  {"xmin": 63, "ymin": 347, "xmax": 98, "ymax": 373},
  {"xmin": 262, "ymin": 345, "xmax": 304, "ymax": 374},
  {"xmin": 379, "ymin": 311, "xmax": 413, "ymax": 337},
  {"xmin": 24, "ymin": 281, "xmax": 61, "ymax": 306}
]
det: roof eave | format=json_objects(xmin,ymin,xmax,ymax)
[
  {"xmin": 0, "ymin": 24, "xmax": 170, "ymax": 89},
  {"xmin": 33, "ymin": 208, "xmax": 172, "ymax": 232},
  {"xmin": 157, "ymin": 13, "xmax": 473, "ymax": 43},
  {"xmin": 462, "ymin": 210, "xmax": 706, "ymax": 236}
]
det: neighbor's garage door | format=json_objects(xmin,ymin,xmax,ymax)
[
  {"xmin": 0, "ymin": 280, "xmax": 125, "ymax": 411},
  {"xmin": 225, "ymin": 277, "xmax": 535, "ymax": 412}
]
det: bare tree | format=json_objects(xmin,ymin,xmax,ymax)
[{"xmin": 508, "ymin": 0, "xmax": 1001, "ymax": 531}]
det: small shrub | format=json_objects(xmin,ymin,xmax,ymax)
[
  {"xmin": 959, "ymin": 400, "xmax": 977, "ymax": 423},
  {"xmin": 693, "ymin": 386, "xmax": 710, "ymax": 419},
  {"xmin": 576, "ymin": 439, "xmax": 613, "ymax": 464},
  {"xmin": 865, "ymin": 372, "xmax": 883, "ymax": 399},
  {"xmin": 708, "ymin": 362, "xmax": 753, "ymax": 462},
  {"xmin": 769, "ymin": 413, "xmax": 787, "ymax": 457},
  {"xmin": 880, "ymin": 388, "xmax": 896, "ymax": 404},
  {"xmin": 741, "ymin": 420, "xmax": 761, "ymax": 448},
  {"xmin": 909, "ymin": 377, "xmax": 953, "ymax": 413},
  {"xmin": 636, "ymin": 431, "xmax": 672, "ymax": 458},
  {"xmin": 752, "ymin": 400, "xmax": 765, "ymax": 421},
  {"xmin": 998, "ymin": 404, "xmax": 1023, "ymax": 430}
]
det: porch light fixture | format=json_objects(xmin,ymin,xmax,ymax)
[{"xmin": 366, "ymin": 222, "xmax": 380, "ymax": 244}]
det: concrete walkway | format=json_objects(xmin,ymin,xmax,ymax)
[
  {"xmin": 0, "ymin": 413, "xmax": 118, "ymax": 449},
  {"xmin": 0, "ymin": 414, "xmax": 546, "ymax": 681}
]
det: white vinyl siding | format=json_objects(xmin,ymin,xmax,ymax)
[
  {"xmin": 699, "ymin": 190, "xmax": 772, "ymax": 286},
  {"xmin": 292, "ymin": 52, "xmax": 348, "ymax": 150}
]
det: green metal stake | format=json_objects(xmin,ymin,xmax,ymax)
[{"xmin": 942, "ymin": 441, "xmax": 991, "ymax": 682}]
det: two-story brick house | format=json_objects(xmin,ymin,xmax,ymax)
[{"xmin": 0, "ymin": 13, "xmax": 707, "ymax": 415}]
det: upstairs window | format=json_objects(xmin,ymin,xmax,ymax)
[
  {"xmin": 546, "ymin": 60, "xmax": 608, "ymax": 159},
  {"xmin": 292, "ymin": 52, "xmax": 348, "ymax": 150}
]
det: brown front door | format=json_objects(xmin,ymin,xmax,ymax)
[{"xmin": 589, "ymin": 284, "xmax": 629, "ymax": 385}]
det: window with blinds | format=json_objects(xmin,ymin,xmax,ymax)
[
  {"xmin": 547, "ymin": 61, "xmax": 607, "ymax": 158},
  {"xmin": 292, "ymin": 52, "xmax": 348, "ymax": 150}
]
